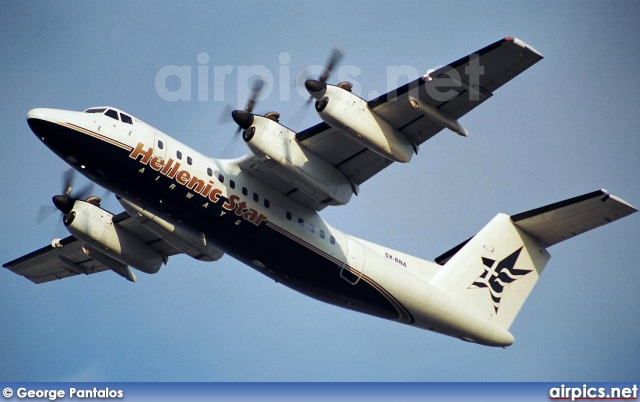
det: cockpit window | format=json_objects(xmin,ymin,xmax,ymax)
[
  {"xmin": 84, "ymin": 108, "xmax": 106, "ymax": 114},
  {"xmin": 104, "ymin": 109, "xmax": 118, "ymax": 120},
  {"xmin": 120, "ymin": 113, "xmax": 133, "ymax": 124}
]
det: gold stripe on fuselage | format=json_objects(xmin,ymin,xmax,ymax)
[{"xmin": 58, "ymin": 122, "xmax": 133, "ymax": 152}]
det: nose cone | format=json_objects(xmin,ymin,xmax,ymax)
[
  {"xmin": 26, "ymin": 108, "xmax": 80, "ymax": 140},
  {"xmin": 27, "ymin": 108, "xmax": 56, "ymax": 122},
  {"xmin": 52, "ymin": 195, "xmax": 74, "ymax": 214},
  {"xmin": 27, "ymin": 108, "xmax": 66, "ymax": 135},
  {"xmin": 27, "ymin": 108, "xmax": 58, "ymax": 139},
  {"xmin": 231, "ymin": 110, "xmax": 254, "ymax": 130},
  {"xmin": 305, "ymin": 80, "xmax": 327, "ymax": 100}
]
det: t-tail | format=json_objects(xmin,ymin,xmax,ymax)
[{"xmin": 431, "ymin": 190, "xmax": 636, "ymax": 343}]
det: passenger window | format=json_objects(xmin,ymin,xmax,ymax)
[
  {"xmin": 308, "ymin": 223, "xmax": 315, "ymax": 233},
  {"xmin": 330, "ymin": 236, "xmax": 336, "ymax": 245},
  {"xmin": 253, "ymin": 193, "xmax": 259, "ymax": 202},
  {"xmin": 286, "ymin": 211, "xmax": 292, "ymax": 221},
  {"xmin": 298, "ymin": 218, "xmax": 304, "ymax": 228},
  {"xmin": 207, "ymin": 168, "xmax": 213, "ymax": 177},
  {"xmin": 158, "ymin": 140, "xmax": 164, "ymax": 150},
  {"xmin": 242, "ymin": 187, "xmax": 248, "ymax": 196},
  {"xmin": 218, "ymin": 174, "xmax": 224, "ymax": 183},
  {"xmin": 230, "ymin": 180, "xmax": 235, "ymax": 189},
  {"xmin": 264, "ymin": 199, "xmax": 270, "ymax": 208},
  {"xmin": 176, "ymin": 150, "xmax": 182, "ymax": 160},
  {"xmin": 187, "ymin": 156, "xmax": 193, "ymax": 165},
  {"xmin": 120, "ymin": 113, "xmax": 133, "ymax": 124},
  {"xmin": 319, "ymin": 230, "xmax": 325, "ymax": 239},
  {"xmin": 105, "ymin": 109, "xmax": 118, "ymax": 120}
]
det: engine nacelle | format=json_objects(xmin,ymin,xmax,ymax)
[
  {"xmin": 242, "ymin": 115, "xmax": 355, "ymax": 206},
  {"xmin": 118, "ymin": 197, "xmax": 225, "ymax": 262},
  {"xmin": 63, "ymin": 200, "xmax": 164, "ymax": 274},
  {"xmin": 314, "ymin": 85, "xmax": 415, "ymax": 163}
]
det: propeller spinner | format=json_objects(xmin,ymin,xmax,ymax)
[
  {"xmin": 303, "ymin": 46, "xmax": 343, "ymax": 103},
  {"xmin": 38, "ymin": 168, "xmax": 107, "ymax": 224}
]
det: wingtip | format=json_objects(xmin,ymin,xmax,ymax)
[
  {"xmin": 608, "ymin": 194, "xmax": 639, "ymax": 213},
  {"xmin": 503, "ymin": 37, "xmax": 544, "ymax": 59}
]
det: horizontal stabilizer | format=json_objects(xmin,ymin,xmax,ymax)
[
  {"xmin": 431, "ymin": 189, "xmax": 636, "ymax": 332},
  {"xmin": 511, "ymin": 189, "xmax": 637, "ymax": 247},
  {"xmin": 436, "ymin": 189, "xmax": 637, "ymax": 265}
]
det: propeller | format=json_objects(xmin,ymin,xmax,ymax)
[
  {"xmin": 289, "ymin": 46, "xmax": 344, "ymax": 130},
  {"xmin": 227, "ymin": 77, "xmax": 265, "ymax": 134},
  {"xmin": 37, "ymin": 168, "xmax": 107, "ymax": 224},
  {"xmin": 218, "ymin": 77, "xmax": 265, "ymax": 156},
  {"xmin": 304, "ymin": 46, "xmax": 344, "ymax": 103},
  {"xmin": 243, "ymin": 77, "xmax": 265, "ymax": 116},
  {"xmin": 319, "ymin": 46, "xmax": 344, "ymax": 84}
]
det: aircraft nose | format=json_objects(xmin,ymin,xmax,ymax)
[
  {"xmin": 27, "ymin": 108, "xmax": 55, "ymax": 122},
  {"xmin": 26, "ymin": 108, "xmax": 63, "ymax": 140}
]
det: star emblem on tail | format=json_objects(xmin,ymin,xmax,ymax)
[{"xmin": 469, "ymin": 247, "xmax": 532, "ymax": 313}]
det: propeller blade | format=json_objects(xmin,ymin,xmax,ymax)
[
  {"xmin": 289, "ymin": 102, "xmax": 312, "ymax": 132},
  {"xmin": 244, "ymin": 77, "xmax": 265, "ymax": 113},
  {"xmin": 36, "ymin": 204, "xmax": 57, "ymax": 224},
  {"xmin": 319, "ymin": 46, "xmax": 344, "ymax": 84},
  {"xmin": 218, "ymin": 104, "xmax": 234, "ymax": 125},
  {"xmin": 75, "ymin": 182, "xmax": 95, "ymax": 201},
  {"xmin": 218, "ymin": 131, "xmax": 242, "ymax": 158},
  {"xmin": 299, "ymin": 46, "xmax": 345, "ymax": 105},
  {"xmin": 62, "ymin": 168, "xmax": 75, "ymax": 196}
]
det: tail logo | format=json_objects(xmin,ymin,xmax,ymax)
[{"xmin": 468, "ymin": 247, "xmax": 532, "ymax": 313}]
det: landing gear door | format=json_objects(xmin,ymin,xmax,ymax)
[{"xmin": 340, "ymin": 237, "xmax": 366, "ymax": 285}]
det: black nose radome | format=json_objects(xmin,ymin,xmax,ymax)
[
  {"xmin": 231, "ymin": 110, "xmax": 254, "ymax": 130},
  {"xmin": 305, "ymin": 80, "xmax": 327, "ymax": 100}
]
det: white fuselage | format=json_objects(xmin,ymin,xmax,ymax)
[{"xmin": 27, "ymin": 107, "xmax": 515, "ymax": 346}]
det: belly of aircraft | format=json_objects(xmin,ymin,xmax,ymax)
[{"xmin": 29, "ymin": 118, "xmax": 413, "ymax": 324}]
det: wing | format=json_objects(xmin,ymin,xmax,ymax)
[
  {"xmin": 3, "ymin": 235, "xmax": 108, "ymax": 283},
  {"xmin": 3, "ymin": 212, "xmax": 182, "ymax": 284},
  {"xmin": 241, "ymin": 37, "xmax": 543, "ymax": 210}
]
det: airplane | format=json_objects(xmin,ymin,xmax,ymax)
[{"xmin": 3, "ymin": 37, "xmax": 636, "ymax": 347}]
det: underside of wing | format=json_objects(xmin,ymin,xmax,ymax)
[
  {"xmin": 243, "ymin": 38, "xmax": 542, "ymax": 211},
  {"xmin": 3, "ymin": 211, "xmax": 184, "ymax": 284},
  {"xmin": 3, "ymin": 235, "xmax": 109, "ymax": 284},
  {"xmin": 370, "ymin": 37, "xmax": 543, "ymax": 146}
]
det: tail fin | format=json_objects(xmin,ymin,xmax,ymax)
[{"xmin": 432, "ymin": 189, "xmax": 636, "ymax": 330}]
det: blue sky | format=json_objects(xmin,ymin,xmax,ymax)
[{"xmin": 1, "ymin": 1, "xmax": 639, "ymax": 381}]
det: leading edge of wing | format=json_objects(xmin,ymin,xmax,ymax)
[
  {"xmin": 368, "ymin": 37, "xmax": 543, "ymax": 109},
  {"xmin": 3, "ymin": 235, "xmax": 78, "ymax": 269}
]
